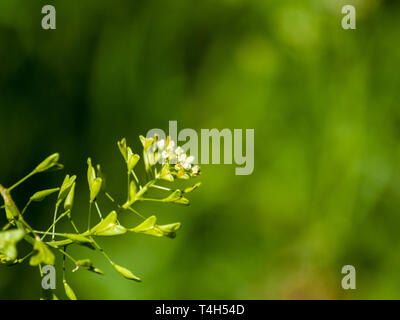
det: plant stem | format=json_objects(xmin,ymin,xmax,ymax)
[
  {"xmin": 126, "ymin": 206, "xmax": 146, "ymax": 220},
  {"xmin": 130, "ymin": 169, "xmax": 140, "ymax": 187},
  {"xmin": 138, "ymin": 197, "xmax": 165, "ymax": 203},
  {"xmin": 51, "ymin": 205, "xmax": 59, "ymax": 240},
  {"xmin": 0, "ymin": 184, "xmax": 39, "ymax": 238},
  {"xmin": 58, "ymin": 247, "xmax": 76, "ymax": 264},
  {"xmin": 8, "ymin": 171, "xmax": 35, "ymax": 192},
  {"xmin": 94, "ymin": 201, "xmax": 103, "ymax": 220},
  {"xmin": 87, "ymin": 202, "xmax": 92, "ymax": 231},
  {"xmin": 41, "ymin": 210, "xmax": 70, "ymax": 240},
  {"xmin": 151, "ymin": 184, "xmax": 171, "ymax": 191},
  {"xmin": 21, "ymin": 199, "xmax": 32, "ymax": 215},
  {"xmin": 91, "ymin": 238, "xmax": 112, "ymax": 263},
  {"xmin": 17, "ymin": 251, "xmax": 34, "ymax": 263}
]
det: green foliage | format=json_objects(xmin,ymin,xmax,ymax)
[{"xmin": 0, "ymin": 136, "xmax": 201, "ymax": 299}]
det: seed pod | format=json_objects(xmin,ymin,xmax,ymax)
[
  {"xmin": 158, "ymin": 222, "xmax": 181, "ymax": 239},
  {"xmin": 30, "ymin": 188, "xmax": 60, "ymax": 202},
  {"xmin": 130, "ymin": 215, "xmax": 161, "ymax": 236},
  {"xmin": 57, "ymin": 175, "xmax": 76, "ymax": 205},
  {"xmin": 139, "ymin": 135, "xmax": 154, "ymax": 150},
  {"xmin": 183, "ymin": 182, "xmax": 201, "ymax": 194},
  {"xmin": 129, "ymin": 181, "xmax": 137, "ymax": 203},
  {"xmin": 75, "ymin": 259, "xmax": 105, "ymax": 275},
  {"xmin": 128, "ymin": 154, "xmax": 140, "ymax": 172},
  {"xmin": 64, "ymin": 183, "xmax": 75, "ymax": 210},
  {"xmin": 112, "ymin": 263, "xmax": 141, "ymax": 282},
  {"xmin": 117, "ymin": 138, "xmax": 128, "ymax": 161},
  {"xmin": 89, "ymin": 177, "xmax": 102, "ymax": 203},
  {"xmin": 34, "ymin": 153, "xmax": 60, "ymax": 173},
  {"xmin": 63, "ymin": 280, "xmax": 77, "ymax": 300},
  {"xmin": 87, "ymin": 158, "xmax": 96, "ymax": 189},
  {"xmin": 89, "ymin": 211, "xmax": 127, "ymax": 236}
]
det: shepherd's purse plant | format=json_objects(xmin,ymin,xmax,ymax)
[{"xmin": 0, "ymin": 135, "xmax": 201, "ymax": 299}]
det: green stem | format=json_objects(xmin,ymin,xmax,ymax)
[
  {"xmin": 151, "ymin": 184, "xmax": 171, "ymax": 191},
  {"xmin": 21, "ymin": 199, "xmax": 32, "ymax": 216},
  {"xmin": 94, "ymin": 201, "xmax": 103, "ymax": 220},
  {"xmin": 68, "ymin": 216, "xmax": 80, "ymax": 234},
  {"xmin": 130, "ymin": 169, "xmax": 140, "ymax": 186},
  {"xmin": 8, "ymin": 171, "xmax": 35, "ymax": 192},
  {"xmin": 91, "ymin": 238, "xmax": 112, "ymax": 263},
  {"xmin": 51, "ymin": 205, "xmax": 59, "ymax": 240},
  {"xmin": 138, "ymin": 197, "xmax": 164, "ymax": 203},
  {"xmin": 126, "ymin": 206, "xmax": 146, "ymax": 220},
  {"xmin": 58, "ymin": 247, "xmax": 76, "ymax": 264},
  {"xmin": 87, "ymin": 202, "xmax": 92, "ymax": 231},
  {"xmin": 104, "ymin": 192, "xmax": 116, "ymax": 203},
  {"xmin": 45, "ymin": 209, "xmax": 70, "ymax": 240},
  {"xmin": 17, "ymin": 251, "xmax": 34, "ymax": 263}
]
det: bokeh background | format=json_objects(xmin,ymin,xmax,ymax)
[{"xmin": 1, "ymin": 0, "xmax": 400, "ymax": 299}]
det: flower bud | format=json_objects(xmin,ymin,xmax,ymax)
[
  {"xmin": 34, "ymin": 153, "xmax": 60, "ymax": 173},
  {"xmin": 30, "ymin": 188, "xmax": 60, "ymax": 202},
  {"xmin": 89, "ymin": 177, "xmax": 102, "ymax": 203}
]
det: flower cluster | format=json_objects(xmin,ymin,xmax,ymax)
[
  {"xmin": 140, "ymin": 135, "xmax": 201, "ymax": 181},
  {"xmin": 1, "ymin": 135, "xmax": 202, "ymax": 300}
]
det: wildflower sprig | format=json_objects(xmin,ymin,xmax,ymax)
[{"xmin": 0, "ymin": 135, "xmax": 201, "ymax": 299}]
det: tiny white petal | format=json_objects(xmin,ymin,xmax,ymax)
[
  {"xmin": 186, "ymin": 156, "xmax": 194, "ymax": 164},
  {"xmin": 178, "ymin": 154, "xmax": 187, "ymax": 163},
  {"xmin": 162, "ymin": 151, "xmax": 169, "ymax": 159},
  {"xmin": 175, "ymin": 147, "xmax": 184, "ymax": 155},
  {"xmin": 157, "ymin": 139, "xmax": 165, "ymax": 150}
]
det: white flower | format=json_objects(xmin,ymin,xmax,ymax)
[
  {"xmin": 186, "ymin": 155, "xmax": 194, "ymax": 164},
  {"xmin": 192, "ymin": 165, "xmax": 200, "ymax": 174},
  {"xmin": 175, "ymin": 146, "xmax": 184, "ymax": 155},
  {"xmin": 161, "ymin": 151, "xmax": 169, "ymax": 159},
  {"xmin": 157, "ymin": 139, "xmax": 165, "ymax": 151},
  {"xmin": 183, "ymin": 162, "xmax": 191, "ymax": 170},
  {"xmin": 166, "ymin": 140, "xmax": 175, "ymax": 152},
  {"xmin": 178, "ymin": 153, "xmax": 187, "ymax": 163}
]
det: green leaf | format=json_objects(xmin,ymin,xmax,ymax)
[
  {"xmin": 30, "ymin": 188, "xmax": 60, "ymax": 202},
  {"xmin": 89, "ymin": 177, "xmax": 102, "ymax": 203},
  {"xmin": 0, "ymin": 229, "xmax": 25, "ymax": 262},
  {"xmin": 89, "ymin": 211, "xmax": 127, "ymax": 236},
  {"xmin": 75, "ymin": 259, "xmax": 104, "ymax": 275},
  {"xmin": 112, "ymin": 263, "xmax": 141, "ymax": 282},
  {"xmin": 63, "ymin": 280, "xmax": 77, "ymax": 300},
  {"xmin": 29, "ymin": 240, "xmax": 55, "ymax": 266},
  {"xmin": 34, "ymin": 153, "xmax": 61, "ymax": 173}
]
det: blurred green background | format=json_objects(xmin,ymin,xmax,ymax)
[{"xmin": 1, "ymin": 0, "xmax": 400, "ymax": 299}]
